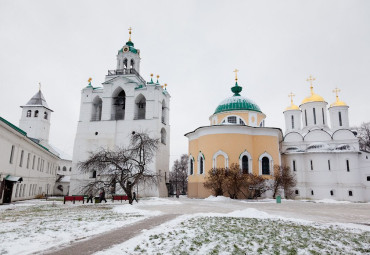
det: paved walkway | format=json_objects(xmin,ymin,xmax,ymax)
[{"xmin": 41, "ymin": 214, "xmax": 178, "ymax": 255}]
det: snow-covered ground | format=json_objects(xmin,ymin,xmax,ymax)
[{"xmin": 0, "ymin": 197, "xmax": 369, "ymax": 255}]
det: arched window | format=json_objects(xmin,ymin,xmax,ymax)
[
  {"xmin": 348, "ymin": 190, "xmax": 353, "ymax": 196},
  {"xmin": 134, "ymin": 94, "xmax": 146, "ymax": 120},
  {"xmin": 112, "ymin": 89, "xmax": 126, "ymax": 120},
  {"xmin": 190, "ymin": 159, "xmax": 194, "ymax": 174},
  {"xmin": 198, "ymin": 153, "xmax": 205, "ymax": 175},
  {"xmin": 26, "ymin": 110, "xmax": 31, "ymax": 117},
  {"xmin": 92, "ymin": 170, "xmax": 96, "ymax": 178},
  {"xmin": 69, "ymin": 167, "xmax": 72, "ymax": 172},
  {"xmin": 212, "ymin": 150, "xmax": 229, "ymax": 168},
  {"xmin": 339, "ymin": 112, "xmax": 342, "ymax": 126},
  {"xmin": 161, "ymin": 128, "xmax": 166, "ymax": 145},
  {"xmin": 130, "ymin": 59, "xmax": 135, "ymax": 69},
  {"xmin": 304, "ymin": 110, "xmax": 307, "ymax": 126},
  {"xmin": 44, "ymin": 112, "xmax": 48, "ymax": 120},
  {"xmin": 322, "ymin": 108, "xmax": 325, "ymax": 124},
  {"xmin": 92, "ymin": 96, "xmax": 102, "ymax": 121},
  {"xmin": 313, "ymin": 108, "xmax": 316, "ymax": 124},
  {"xmin": 291, "ymin": 115, "xmax": 294, "ymax": 129},
  {"xmin": 34, "ymin": 110, "xmax": 39, "ymax": 117},
  {"xmin": 62, "ymin": 166, "xmax": 66, "ymax": 171},
  {"xmin": 242, "ymin": 155, "xmax": 249, "ymax": 174},
  {"xmin": 58, "ymin": 166, "xmax": 60, "ymax": 171},
  {"xmin": 200, "ymin": 157, "xmax": 204, "ymax": 174},
  {"xmin": 123, "ymin": 58, "xmax": 128, "ymax": 69},
  {"xmin": 262, "ymin": 157, "xmax": 270, "ymax": 175},
  {"xmin": 162, "ymin": 100, "xmax": 166, "ymax": 124},
  {"xmin": 330, "ymin": 190, "xmax": 334, "ymax": 196}
]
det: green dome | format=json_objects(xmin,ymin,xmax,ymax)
[{"xmin": 214, "ymin": 82, "xmax": 262, "ymax": 114}]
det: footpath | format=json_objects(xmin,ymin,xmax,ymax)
[{"xmin": 41, "ymin": 214, "xmax": 178, "ymax": 255}]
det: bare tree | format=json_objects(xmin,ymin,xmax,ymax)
[
  {"xmin": 78, "ymin": 131, "xmax": 159, "ymax": 204},
  {"xmin": 203, "ymin": 168, "xmax": 227, "ymax": 196},
  {"xmin": 357, "ymin": 122, "xmax": 370, "ymax": 152},
  {"xmin": 223, "ymin": 164, "xmax": 248, "ymax": 199},
  {"xmin": 271, "ymin": 165, "xmax": 296, "ymax": 199},
  {"xmin": 245, "ymin": 174, "xmax": 269, "ymax": 199},
  {"xmin": 170, "ymin": 154, "xmax": 189, "ymax": 195}
]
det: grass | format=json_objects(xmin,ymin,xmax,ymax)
[{"xmin": 122, "ymin": 216, "xmax": 370, "ymax": 255}]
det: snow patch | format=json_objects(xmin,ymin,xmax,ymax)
[{"xmin": 204, "ymin": 195, "xmax": 232, "ymax": 202}]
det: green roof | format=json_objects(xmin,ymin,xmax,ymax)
[
  {"xmin": 214, "ymin": 82, "xmax": 262, "ymax": 114},
  {"xmin": 0, "ymin": 116, "xmax": 27, "ymax": 136}
]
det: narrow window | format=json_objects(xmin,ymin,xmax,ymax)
[
  {"xmin": 330, "ymin": 190, "xmax": 334, "ymax": 196},
  {"xmin": 22, "ymin": 184, "xmax": 26, "ymax": 197},
  {"xmin": 190, "ymin": 159, "xmax": 194, "ymax": 175},
  {"xmin": 26, "ymin": 153, "xmax": 30, "ymax": 169},
  {"xmin": 311, "ymin": 190, "xmax": 314, "ymax": 196},
  {"xmin": 339, "ymin": 112, "xmax": 342, "ymax": 126},
  {"xmin": 313, "ymin": 108, "xmax": 316, "ymax": 124},
  {"xmin": 9, "ymin": 145, "xmax": 15, "ymax": 164},
  {"xmin": 242, "ymin": 155, "xmax": 249, "ymax": 174},
  {"xmin": 310, "ymin": 160, "xmax": 313, "ymax": 170},
  {"xmin": 349, "ymin": 190, "xmax": 353, "ymax": 196},
  {"xmin": 130, "ymin": 59, "xmax": 135, "ymax": 69},
  {"xmin": 322, "ymin": 108, "xmax": 325, "ymax": 124},
  {"xmin": 69, "ymin": 167, "xmax": 72, "ymax": 172},
  {"xmin": 304, "ymin": 110, "xmax": 307, "ymax": 126},
  {"xmin": 295, "ymin": 190, "xmax": 299, "ymax": 195},
  {"xmin": 26, "ymin": 110, "xmax": 32, "ymax": 117},
  {"xmin": 293, "ymin": 160, "xmax": 296, "ymax": 172},
  {"xmin": 200, "ymin": 157, "xmax": 204, "ymax": 174},
  {"xmin": 161, "ymin": 128, "xmax": 166, "ymax": 145},
  {"xmin": 63, "ymin": 166, "xmax": 67, "ymax": 171},
  {"xmin": 34, "ymin": 110, "xmax": 39, "ymax": 117},
  {"xmin": 92, "ymin": 170, "xmax": 97, "ymax": 178},
  {"xmin": 19, "ymin": 150, "xmax": 24, "ymax": 167},
  {"xmin": 328, "ymin": 160, "xmax": 331, "ymax": 170},
  {"xmin": 346, "ymin": 160, "xmax": 350, "ymax": 172},
  {"xmin": 44, "ymin": 112, "xmax": 48, "ymax": 120},
  {"xmin": 367, "ymin": 176, "xmax": 370, "ymax": 181},
  {"xmin": 291, "ymin": 115, "xmax": 294, "ymax": 129},
  {"xmin": 32, "ymin": 155, "xmax": 35, "ymax": 169},
  {"xmin": 262, "ymin": 157, "xmax": 270, "ymax": 175},
  {"xmin": 37, "ymin": 158, "xmax": 40, "ymax": 171}
]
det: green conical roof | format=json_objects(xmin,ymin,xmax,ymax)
[{"xmin": 214, "ymin": 82, "xmax": 262, "ymax": 114}]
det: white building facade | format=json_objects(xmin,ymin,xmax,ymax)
[
  {"xmin": 0, "ymin": 90, "xmax": 64, "ymax": 204},
  {"xmin": 70, "ymin": 35, "xmax": 170, "ymax": 197},
  {"xmin": 282, "ymin": 81, "xmax": 370, "ymax": 202}
]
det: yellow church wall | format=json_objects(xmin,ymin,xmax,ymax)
[
  {"xmin": 211, "ymin": 111, "xmax": 266, "ymax": 126},
  {"xmin": 188, "ymin": 132, "xmax": 280, "ymax": 198}
]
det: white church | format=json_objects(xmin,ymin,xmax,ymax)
[
  {"xmin": 69, "ymin": 30, "xmax": 170, "ymax": 197},
  {"xmin": 281, "ymin": 76, "xmax": 370, "ymax": 201}
]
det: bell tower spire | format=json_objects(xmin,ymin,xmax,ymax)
[{"xmin": 115, "ymin": 27, "xmax": 141, "ymax": 74}]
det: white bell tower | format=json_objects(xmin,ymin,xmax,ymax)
[
  {"xmin": 116, "ymin": 27, "xmax": 141, "ymax": 73},
  {"xmin": 19, "ymin": 86, "xmax": 53, "ymax": 144}
]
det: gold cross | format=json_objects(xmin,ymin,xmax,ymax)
[
  {"xmin": 288, "ymin": 92, "xmax": 295, "ymax": 104},
  {"xmin": 128, "ymin": 27, "xmax": 132, "ymax": 41},
  {"xmin": 88, "ymin": 77, "xmax": 92, "ymax": 83},
  {"xmin": 333, "ymin": 87, "xmax": 341, "ymax": 99},
  {"xmin": 233, "ymin": 69, "xmax": 239, "ymax": 81},
  {"xmin": 157, "ymin": 75, "xmax": 160, "ymax": 79},
  {"xmin": 306, "ymin": 75, "xmax": 316, "ymax": 94}
]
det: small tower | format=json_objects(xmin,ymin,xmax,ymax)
[
  {"xmin": 116, "ymin": 27, "xmax": 141, "ymax": 73},
  {"xmin": 299, "ymin": 75, "xmax": 328, "ymax": 130},
  {"xmin": 19, "ymin": 85, "xmax": 53, "ymax": 144},
  {"xmin": 329, "ymin": 87, "xmax": 349, "ymax": 131},
  {"xmin": 283, "ymin": 92, "xmax": 301, "ymax": 133}
]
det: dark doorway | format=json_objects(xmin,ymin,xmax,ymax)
[{"xmin": 3, "ymin": 180, "xmax": 14, "ymax": 203}]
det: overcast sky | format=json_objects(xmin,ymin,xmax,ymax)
[{"xmin": 0, "ymin": 0, "xmax": 369, "ymax": 166}]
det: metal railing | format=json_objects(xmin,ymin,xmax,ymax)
[
  {"xmin": 107, "ymin": 68, "xmax": 146, "ymax": 84},
  {"xmin": 111, "ymin": 112, "xmax": 125, "ymax": 120}
]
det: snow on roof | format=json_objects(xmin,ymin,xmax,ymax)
[{"xmin": 49, "ymin": 145, "xmax": 72, "ymax": 160}]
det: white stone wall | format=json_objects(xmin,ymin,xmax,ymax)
[
  {"xmin": 329, "ymin": 106, "xmax": 350, "ymax": 131},
  {"xmin": 0, "ymin": 120, "xmax": 59, "ymax": 204},
  {"xmin": 70, "ymin": 71, "xmax": 170, "ymax": 197}
]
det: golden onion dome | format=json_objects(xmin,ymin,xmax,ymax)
[
  {"xmin": 301, "ymin": 75, "xmax": 326, "ymax": 104},
  {"xmin": 330, "ymin": 87, "xmax": 348, "ymax": 107},
  {"xmin": 285, "ymin": 92, "xmax": 300, "ymax": 111},
  {"xmin": 285, "ymin": 103, "xmax": 300, "ymax": 111}
]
